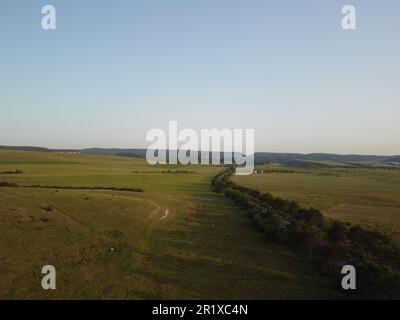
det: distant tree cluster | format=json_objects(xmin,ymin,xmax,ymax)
[
  {"xmin": 161, "ymin": 169, "xmax": 193, "ymax": 174},
  {"xmin": 212, "ymin": 167, "xmax": 400, "ymax": 299}
]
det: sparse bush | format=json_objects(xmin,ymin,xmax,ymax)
[
  {"xmin": 0, "ymin": 169, "xmax": 23, "ymax": 175},
  {"xmin": 0, "ymin": 182, "xmax": 18, "ymax": 187},
  {"xmin": 40, "ymin": 205, "xmax": 53, "ymax": 212}
]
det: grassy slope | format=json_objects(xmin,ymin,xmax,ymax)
[
  {"xmin": 233, "ymin": 164, "xmax": 400, "ymax": 237},
  {"xmin": 0, "ymin": 150, "xmax": 339, "ymax": 299}
]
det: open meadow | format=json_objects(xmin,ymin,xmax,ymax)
[
  {"xmin": 233, "ymin": 163, "xmax": 400, "ymax": 239},
  {"xmin": 0, "ymin": 150, "xmax": 340, "ymax": 299}
]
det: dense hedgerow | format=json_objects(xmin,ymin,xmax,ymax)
[
  {"xmin": 212, "ymin": 167, "xmax": 400, "ymax": 299},
  {"xmin": 0, "ymin": 182, "xmax": 144, "ymax": 193}
]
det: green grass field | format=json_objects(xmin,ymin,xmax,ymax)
[
  {"xmin": 0, "ymin": 150, "xmax": 340, "ymax": 299},
  {"xmin": 233, "ymin": 164, "xmax": 400, "ymax": 239}
]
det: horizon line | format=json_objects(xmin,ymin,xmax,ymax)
[{"xmin": 0, "ymin": 145, "xmax": 399, "ymax": 157}]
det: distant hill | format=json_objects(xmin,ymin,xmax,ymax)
[
  {"xmin": 0, "ymin": 145, "xmax": 52, "ymax": 152},
  {"xmin": 0, "ymin": 145, "xmax": 399, "ymax": 167},
  {"xmin": 0, "ymin": 146, "xmax": 148, "ymax": 158},
  {"xmin": 253, "ymin": 152, "xmax": 392, "ymax": 165},
  {"xmin": 384, "ymin": 156, "xmax": 400, "ymax": 163},
  {"xmin": 81, "ymin": 148, "xmax": 148, "ymax": 158},
  {"xmin": 0, "ymin": 145, "xmax": 81, "ymax": 153}
]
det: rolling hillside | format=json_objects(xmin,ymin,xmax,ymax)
[{"xmin": 0, "ymin": 150, "xmax": 339, "ymax": 299}]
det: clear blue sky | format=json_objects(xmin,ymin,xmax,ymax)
[{"xmin": 1, "ymin": 0, "xmax": 399, "ymax": 154}]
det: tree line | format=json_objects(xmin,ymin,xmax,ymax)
[{"xmin": 212, "ymin": 167, "xmax": 400, "ymax": 299}]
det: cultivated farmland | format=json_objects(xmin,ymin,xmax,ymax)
[{"xmin": 233, "ymin": 163, "xmax": 400, "ymax": 239}]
